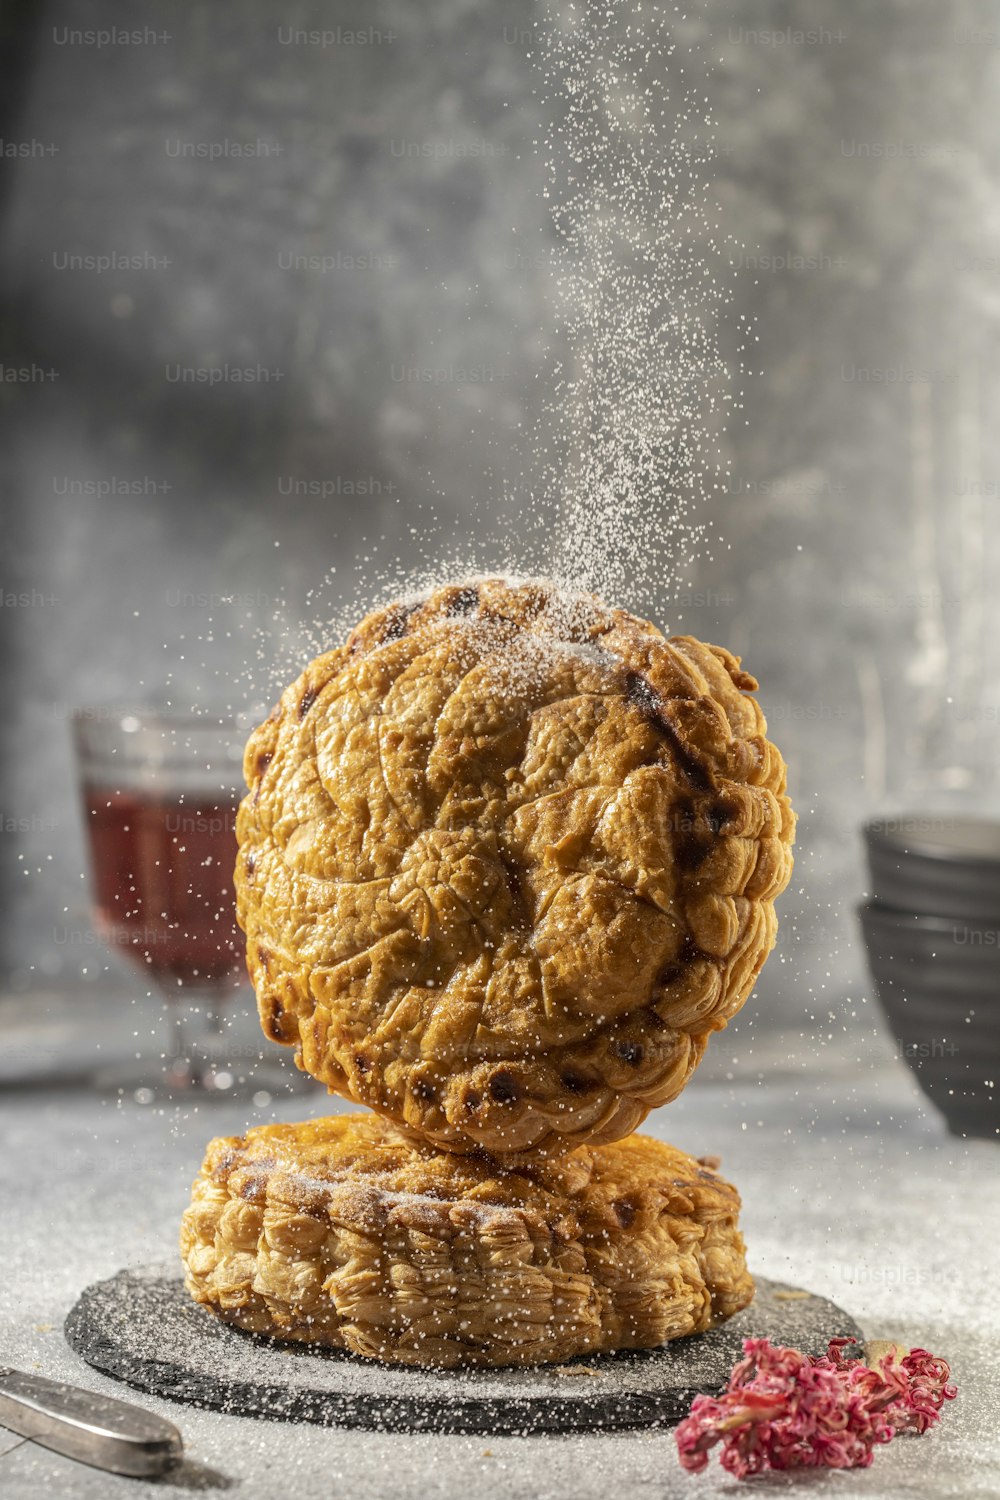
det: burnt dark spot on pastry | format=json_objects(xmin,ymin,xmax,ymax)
[
  {"xmin": 488, "ymin": 1069, "xmax": 518, "ymax": 1103},
  {"xmin": 262, "ymin": 993, "xmax": 295, "ymax": 1045},
  {"xmin": 380, "ymin": 602, "xmax": 421, "ymax": 642},
  {"xmin": 464, "ymin": 1090, "xmax": 483, "ymax": 1113},
  {"xmin": 657, "ymin": 958, "xmax": 679, "ymax": 986},
  {"xmin": 354, "ymin": 1053, "xmax": 370, "ymax": 1076},
  {"xmin": 612, "ymin": 1197, "xmax": 637, "ymax": 1229},
  {"xmin": 298, "ymin": 687, "xmax": 318, "ymax": 718},
  {"xmin": 707, "ymin": 797, "xmax": 738, "ymax": 835},
  {"xmin": 245, "ymin": 850, "xmax": 256, "ymax": 877},
  {"xmin": 252, "ymin": 751, "xmax": 273, "ymax": 805},
  {"xmin": 560, "ymin": 1070, "xmax": 595, "ymax": 1094},
  {"xmin": 214, "ymin": 1148, "xmax": 238, "ymax": 1181},
  {"xmin": 657, "ymin": 720, "xmax": 712, "ymax": 793},
  {"xmin": 499, "ymin": 853, "xmax": 530, "ymax": 925},
  {"xmin": 613, "ymin": 1040, "xmax": 644, "ymax": 1067},
  {"xmin": 411, "ymin": 1077, "xmax": 436, "ymax": 1102},
  {"xmin": 676, "ymin": 829, "xmax": 710, "ymax": 872},
  {"xmin": 625, "ymin": 673, "xmax": 712, "ymax": 792},
  {"xmin": 238, "ymin": 1174, "xmax": 267, "ymax": 1204},
  {"xmin": 625, "ymin": 670, "xmax": 659, "ymax": 717},
  {"xmin": 673, "ymin": 799, "xmax": 709, "ymax": 871},
  {"xmin": 445, "ymin": 585, "xmax": 480, "ymax": 616},
  {"xmin": 659, "ymin": 935, "xmax": 700, "ymax": 987}
]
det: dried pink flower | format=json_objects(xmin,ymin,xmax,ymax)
[{"xmin": 675, "ymin": 1336, "xmax": 957, "ymax": 1479}]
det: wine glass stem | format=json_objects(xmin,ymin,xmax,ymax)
[{"xmin": 166, "ymin": 1005, "xmax": 188, "ymax": 1076}]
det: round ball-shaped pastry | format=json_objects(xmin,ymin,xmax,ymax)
[
  {"xmin": 180, "ymin": 1112, "xmax": 754, "ymax": 1368},
  {"xmin": 236, "ymin": 578, "xmax": 794, "ymax": 1156}
]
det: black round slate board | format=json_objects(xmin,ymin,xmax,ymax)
[{"xmin": 64, "ymin": 1265, "xmax": 862, "ymax": 1435}]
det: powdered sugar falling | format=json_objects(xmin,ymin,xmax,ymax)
[{"xmin": 528, "ymin": 0, "xmax": 741, "ymax": 608}]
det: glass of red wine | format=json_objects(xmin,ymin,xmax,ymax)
[{"xmin": 72, "ymin": 708, "xmax": 288, "ymax": 1101}]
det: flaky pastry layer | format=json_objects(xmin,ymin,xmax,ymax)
[{"xmin": 180, "ymin": 1112, "xmax": 754, "ymax": 1368}]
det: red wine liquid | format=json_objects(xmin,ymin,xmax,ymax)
[{"xmin": 83, "ymin": 786, "xmax": 243, "ymax": 988}]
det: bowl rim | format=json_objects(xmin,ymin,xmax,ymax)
[
  {"xmin": 863, "ymin": 814, "xmax": 1000, "ymax": 868},
  {"xmin": 857, "ymin": 901, "xmax": 1000, "ymax": 937}
]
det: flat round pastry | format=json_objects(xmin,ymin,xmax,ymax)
[
  {"xmin": 236, "ymin": 577, "xmax": 794, "ymax": 1156},
  {"xmin": 180, "ymin": 1112, "xmax": 754, "ymax": 1369}
]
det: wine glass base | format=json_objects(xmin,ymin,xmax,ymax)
[{"xmin": 93, "ymin": 1055, "xmax": 311, "ymax": 1106}]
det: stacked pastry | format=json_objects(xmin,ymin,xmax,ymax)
[{"xmin": 181, "ymin": 579, "xmax": 795, "ymax": 1367}]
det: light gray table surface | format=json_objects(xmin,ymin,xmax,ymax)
[{"xmin": 1, "ymin": 988, "xmax": 997, "ymax": 1499}]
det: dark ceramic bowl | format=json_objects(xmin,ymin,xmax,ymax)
[
  {"xmin": 858, "ymin": 902, "xmax": 999, "ymax": 1140},
  {"xmin": 864, "ymin": 814, "xmax": 1000, "ymax": 920}
]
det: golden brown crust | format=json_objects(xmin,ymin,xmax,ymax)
[
  {"xmin": 179, "ymin": 1113, "xmax": 754, "ymax": 1368},
  {"xmin": 236, "ymin": 578, "xmax": 794, "ymax": 1157}
]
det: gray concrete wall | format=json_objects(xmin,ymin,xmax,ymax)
[{"xmin": 2, "ymin": 0, "xmax": 999, "ymax": 1026}]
